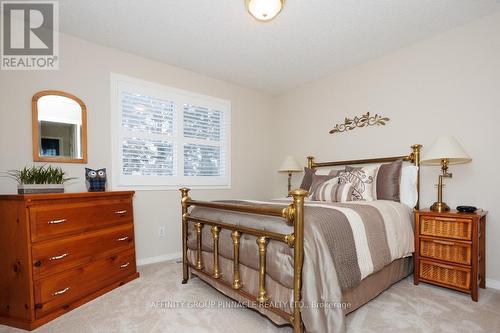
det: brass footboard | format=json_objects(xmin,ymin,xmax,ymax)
[{"xmin": 180, "ymin": 188, "xmax": 307, "ymax": 333}]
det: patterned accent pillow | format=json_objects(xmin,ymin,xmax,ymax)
[
  {"xmin": 310, "ymin": 177, "xmax": 355, "ymax": 202},
  {"xmin": 339, "ymin": 166, "xmax": 378, "ymax": 201},
  {"xmin": 346, "ymin": 160, "xmax": 402, "ymax": 201}
]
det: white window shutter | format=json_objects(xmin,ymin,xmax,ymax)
[
  {"xmin": 111, "ymin": 74, "xmax": 230, "ymax": 189},
  {"xmin": 183, "ymin": 104, "xmax": 226, "ymax": 177}
]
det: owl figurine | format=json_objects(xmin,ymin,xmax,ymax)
[{"xmin": 85, "ymin": 168, "xmax": 107, "ymax": 192}]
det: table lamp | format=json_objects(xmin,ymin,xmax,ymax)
[
  {"xmin": 421, "ymin": 136, "xmax": 472, "ymax": 212},
  {"xmin": 278, "ymin": 156, "xmax": 302, "ymax": 196}
]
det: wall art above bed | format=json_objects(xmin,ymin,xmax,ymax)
[{"xmin": 329, "ymin": 112, "xmax": 390, "ymax": 134}]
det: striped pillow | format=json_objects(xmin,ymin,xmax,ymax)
[{"xmin": 310, "ymin": 177, "xmax": 355, "ymax": 202}]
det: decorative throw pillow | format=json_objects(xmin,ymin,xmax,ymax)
[
  {"xmin": 376, "ymin": 160, "xmax": 403, "ymax": 201},
  {"xmin": 328, "ymin": 169, "xmax": 344, "ymax": 177},
  {"xmin": 300, "ymin": 168, "xmax": 344, "ymax": 191},
  {"xmin": 346, "ymin": 160, "xmax": 402, "ymax": 201},
  {"xmin": 339, "ymin": 166, "xmax": 377, "ymax": 201},
  {"xmin": 308, "ymin": 174, "xmax": 338, "ymax": 197},
  {"xmin": 299, "ymin": 167, "xmax": 316, "ymax": 191},
  {"xmin": 310, "ymin": 177, "xmax": 355, "ymax": 202}
]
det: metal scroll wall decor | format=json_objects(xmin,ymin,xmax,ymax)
[{"xmin": 329, "ymin": 112, "xmax": 390, "ymax": 134}]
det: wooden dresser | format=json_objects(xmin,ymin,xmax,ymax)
[
  {"xmin": 414, "ymin": 209, "xmax": 487, "ymax": 301},
  {"xmin": 0, "ymin": 191, "xmax": 139, "ymax": 330}
]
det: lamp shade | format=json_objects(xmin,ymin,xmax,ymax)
[
  {"xmin": 421, "ymin": 136, "xmax": 472, "ymax": 165},
  {"xmin": 278, "ymin": 155, "xmax": 301, "ymax": 172}
]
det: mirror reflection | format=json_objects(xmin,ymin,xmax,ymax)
[{"xmin": 33, "ymin": 91, "xmax": 87, "ymax": 163}]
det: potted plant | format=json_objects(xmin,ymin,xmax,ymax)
[{"xmin": 3, "ymin": 165, "xmax": 75, "ymax": 194}]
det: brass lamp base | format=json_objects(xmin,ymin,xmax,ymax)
[
  {"xmin": 430, "ymin": 158, "xmax": 452, "ymax": 213},
  {"xmin": 430, "ymin": 201, "xmax": 450, "ymax": 213}
]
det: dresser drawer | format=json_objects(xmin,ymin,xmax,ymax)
[
  {"xmin": 32, "ymin": 223, "xmax": 135, "ymax": 279},
  {"xmin": 30, "ymin": 199, "xmax": 133, "ymax": 241},
  {"xmin": 34, "ymin": 249, "xmax": 136, "ymax": 318},
  {"xmin": 420, "ymin": 216, "xmax": 472, "ymax": 241},
  {"xmin": 419, "ymin": 259, "xmax": 471, "ymax": 290},
  {"xmin": 420, "ymin": 237, "xmax": 471, "ymax": 265}
]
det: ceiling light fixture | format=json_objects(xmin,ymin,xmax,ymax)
[{"xmin": 246, "ymin": 0, "xmax": 284, "ymax": 22}]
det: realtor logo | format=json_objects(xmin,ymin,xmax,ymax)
[{"xmin": 1, "ymin": 1, "xmax": 59, "ymax": 70}]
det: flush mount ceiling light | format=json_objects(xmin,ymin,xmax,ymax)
[{"xmin": 246, "ymin": 0, "xmax": 284, "ymax": 22}]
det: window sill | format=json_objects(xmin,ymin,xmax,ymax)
[{"xmin": 110, "ymin": 184, "xmax": 231, "ymax": 191}]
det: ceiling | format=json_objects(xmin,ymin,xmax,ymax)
[{"xmin": 58, "ymin": 1, "xmax": 500, "ymax": 94}]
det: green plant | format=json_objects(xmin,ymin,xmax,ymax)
[{"xmin": 2, "ymin": 165, "xmax": 75, "ymax": 185}]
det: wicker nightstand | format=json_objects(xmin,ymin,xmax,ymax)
[{"xmin": 414, "ymin": 209, "xmax": 487, "ymax": 301}]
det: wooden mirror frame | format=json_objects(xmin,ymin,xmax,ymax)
[{"xmin": 32, "ymin": 90, "xmax": 88, "ymax": 164}]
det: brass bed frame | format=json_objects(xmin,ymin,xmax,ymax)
[{"xmin": 180, "ymin": 144, "xmax": 422, "ymax": 333}]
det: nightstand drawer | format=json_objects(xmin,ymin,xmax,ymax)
[
  {"xmin": 420, "ymin": 237, "xmax": 471, "ymax": 265},
  {"xmin": 420, "ymin": 259, "xmax": 471, "ymax": 290},
  {"xmin": 420, "ymin": 216, "xmax": 472, "ymax": 240}
]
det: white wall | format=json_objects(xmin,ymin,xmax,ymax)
[
  {"xmin": 0, "ymin": 33, "xmax": 275, "ymax": 263},
  {"xmin": 271, "ymin": 12, "xmax": 500, "ymax": 281}
]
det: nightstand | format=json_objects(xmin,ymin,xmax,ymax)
[{"xmin": 414, "ymin": 209, "xmax": 487, "ymax": 301}]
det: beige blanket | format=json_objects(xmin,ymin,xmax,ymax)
[{"xmin": 188, "ymin": 200, "xmax": 414, "ymax": 333}]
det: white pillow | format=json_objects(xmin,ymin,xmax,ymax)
[{"xmin": 400, "ymin": 165, "xmax": 418, "ymax": 208}]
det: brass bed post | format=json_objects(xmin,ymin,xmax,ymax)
[
  {"xmin": 291, "ymin": 188, "xmax": 307, "ymax": 333},
  {"xmin": 195, "ymin": 222, "xmax": 205, "ymax": 270},
  {"xmin": 180, "ymin": 188, "xmax": 191, "ymax": 284},
  {"xmin": 256, "ymin": 236, "xmax": 270, "ymax": 303},
  {"xmin": 411, "ymin": 144, "xmax": 422, "ymax": 210},
  {"xmin": 307, "ymin": 156, "xmax": 315, "ymax": 169},
  {"xmin": 231, "ymin": 231, "xmax": 242, "ymax": 289},
  {"xmin": 211, "ymin": 226, "xmax": 221, "ymax": 279}
]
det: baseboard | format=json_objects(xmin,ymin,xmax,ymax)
[
  {"xmin": 486, "ymin": 278, "xmax": 500, "ymax": 290},
  {"xmin": 137, "ymin": 252, "xmax": 182, "ymax": 266}
]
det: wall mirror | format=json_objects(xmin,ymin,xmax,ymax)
[{"xmin": 32, "ymin": 90, "xmax": 88, "ymax": 163}]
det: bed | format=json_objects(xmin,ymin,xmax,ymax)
[{"xmin": 179, "ymin": 144, "xmax": 422, "ymax": 333}]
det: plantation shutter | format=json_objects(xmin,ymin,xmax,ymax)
[
  {"xmin": 112, "ymin": 75, "xmax": 231, "ymax": 189},
  {"xmin": 183, "ymin": 104, "xmax": 226, "ymax": 177},
  {"xmin": 120, "ymin": 91, "xmax": 177, "ymax": 177}
]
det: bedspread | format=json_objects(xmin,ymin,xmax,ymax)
[{"xmin": 187, "ymin": 200, "xmax": 414, "ymax": 333}]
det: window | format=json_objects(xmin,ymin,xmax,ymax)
[{"xmin": 111, "ymin": 74, "xmax": 231, "ymax": 189}]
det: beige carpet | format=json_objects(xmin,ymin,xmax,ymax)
[{"xmin": 1, "ymin": 260, "xmax": 500, "ymax": 333}]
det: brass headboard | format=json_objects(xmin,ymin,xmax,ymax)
[{"xmin": 306, "ymin": 144, "xmax": 422, "ymax": 209}]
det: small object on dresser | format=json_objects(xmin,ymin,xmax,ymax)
[
  {"xmin": 414, "ymin": 209, "xmax": 487, "ymax": 301},
  {"xmin": 3, "ymin": 165, "xmax": 74, "ymax": 194},
  {"xmin": 457, "ymin": 205, "xmax": 478, "ymax": 213},
  {"xmin": 85, "ymin": 167, "xmax": 107, "ymax": 192}
]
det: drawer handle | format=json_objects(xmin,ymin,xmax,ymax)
[
  {"xmin": 48, "ymin": 219, "xmax": 66, "ymax": 225},
  {"xmin": 435, "ymin": 263, "xmax": 458, "ymax": 270},
  {"xmin": 116, "ymin": 236, "xmax": 129, "ymax": 242},
  {"xmin": 115, "ymin": 210, "xmax": 127, "ymax": 215},
  {"xmin": 432, "ymin": 240, "xmax": 455, "ymax": 246},
  {"xmin": 53, "ymin": 287, "xmax": 70, "ymax": 296},
  {"xmin": 50, "ymin": 253, "xmax": 69, "ymax": 261},
  {"xmin": 120, "ymin": 262, "xmax": 130, "ymax": 268}
]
